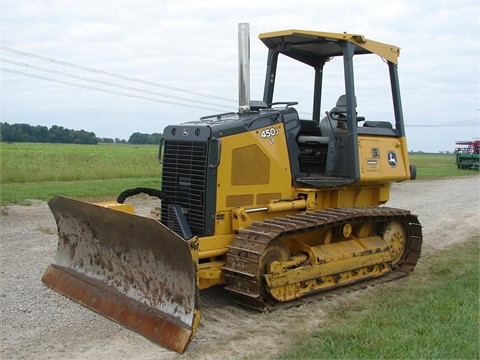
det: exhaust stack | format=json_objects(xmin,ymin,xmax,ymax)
[{"xmin": 238, "ymin": 23, "xmax": 250, "ymax": 113}]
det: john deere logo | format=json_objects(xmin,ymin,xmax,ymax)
[{"xmin": 387, "ymin": 151, "xmax": 398, "ymax": 167}]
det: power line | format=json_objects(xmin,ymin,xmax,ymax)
[
  {"xmin": 1, "ymin": 57, "xmax": 233, "ymax": 109},
  {"xmin": 2, "ymin": 47, "xmax": 478, "ymax": 127},
  {"xmin": 1, "ymin": 68, "xmax": 228, "ymax": 113},
  {"xmin": 0, "ymin": 45, "xmax": 237, "ymax": 103}
]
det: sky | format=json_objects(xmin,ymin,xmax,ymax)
[{"xmin": 1, "ymin": 0, "xmax": 479, "ymax": 152}]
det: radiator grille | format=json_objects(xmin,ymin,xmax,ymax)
[{"xmin": 161, "ymin": 141, "xmax": 208, "ymax": 236}]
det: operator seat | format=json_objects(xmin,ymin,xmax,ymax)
[
  {"xmin": 297, "ymin": 95, "xmax": 351, "ymax": 145},
  {"xmin": 319, "ymin": 95, "xmax": 352, "ymax": 136}
]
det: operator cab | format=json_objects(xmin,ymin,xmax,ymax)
[{"xmin": 258, "ymin": 30, "xmax": 409, "ymax": 185}]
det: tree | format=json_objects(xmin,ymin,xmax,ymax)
[
  {"xmin": 127, "ymin": 132, "xmax": 162, "ymax": 144},
  {"xmin": 0, "ymin": 123, "xmax": 97, "ymax": 144},
  {"xmin": 128, "ymin": 132, "xmax": 148, "ymax": 144}
]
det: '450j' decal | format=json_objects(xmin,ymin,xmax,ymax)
[{"xmin": 260, "ymin": 127, "xmax": 279, "ymax": 139}]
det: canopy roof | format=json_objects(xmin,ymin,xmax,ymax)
[{"xmin": 259, "ymin": 29, "xmax": 400, "ymax": 65}]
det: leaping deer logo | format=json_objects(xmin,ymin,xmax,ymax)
[{"xmin": 387, "ymin": 151, "xmax": 398, "ymax": 167}]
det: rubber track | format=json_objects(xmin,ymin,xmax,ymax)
[{"xmin": 223, "ymin": 207, "xmax": 423, "ymax": 311}]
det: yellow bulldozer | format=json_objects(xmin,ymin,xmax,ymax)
[{"xmin": 42, "ymin": 25, "xmax": 422, "ymax": 353}]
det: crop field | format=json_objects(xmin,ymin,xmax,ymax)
[
  {"xmin": 0, "ymin": 142, "xmax": 161, "ymax": 204},
  {"xmin": 0, "ymin": 142, "xmax": 477, "ymax": 205}
]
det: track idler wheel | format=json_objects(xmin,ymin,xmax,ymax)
[{"xmin": 257, "ymin": 241, "xmax": 291, "ymax": 298}]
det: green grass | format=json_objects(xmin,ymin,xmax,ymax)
[
  {"xmin": 274, "ymin": 237, "xmax": 480, "ymax": 360},
  {"xmin": 0, "ymin": 142, "xmax": 160, "ymax": 183},
  {"xmin": 409, "ymin": 153, "xmax": 478, "ymax": 178},
  {"xmin": 0, "ymin": 142, "xmax": 161, "ymax": 204},
  {"xmin": 0, "ymin": 178, "xmax": 160, "ymax": 204}
]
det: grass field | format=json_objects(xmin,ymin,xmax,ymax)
[
  {"xmin": 0, "ymin": 142, "xmax": 160, "ymax": 204},
  {"xmin": 408, "ymin": 153, "xmax": 476, "ymax": 178},
  {"xmin": 0, "ymin": 143, "xmax": 478, "ymax": 205}
]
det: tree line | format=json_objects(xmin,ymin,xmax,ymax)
[{"xmin": 0, "ymin": 123, "xmax": 162, "ymax": 145}]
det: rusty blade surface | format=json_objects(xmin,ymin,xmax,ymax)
[{"xmin": 41, "ymin": 195, "xmax": 199, "ymax": 353}]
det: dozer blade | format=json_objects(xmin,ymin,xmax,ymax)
[{"xmin": 41, "ymin": 195, "xmax": 200, "ymax": 353}]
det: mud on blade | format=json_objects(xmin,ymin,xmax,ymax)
[{"xmin": 41, "ymin": 195, "xmax": 200, "ymax": 353}]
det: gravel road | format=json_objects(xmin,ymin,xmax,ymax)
[{"xmin": 1, "ymin": 176, "xmax": 479, "ymax": 360}]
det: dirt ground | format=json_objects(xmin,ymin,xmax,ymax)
[{"xmin": 1, "ymin": 176, "xmax": 479, "ymax": 360}]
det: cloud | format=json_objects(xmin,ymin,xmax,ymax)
[{"xmin": 1, "ymin": 0, "xmax": 479, "ymax": 151}]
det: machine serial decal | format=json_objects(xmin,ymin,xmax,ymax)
[
  {"xmin": 387, "ymin": 151, "xmax": 398, "ymax": 167},
  {"xmin": 366, "ymin": 159, "xmax": 379, "ymax": 171}
]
